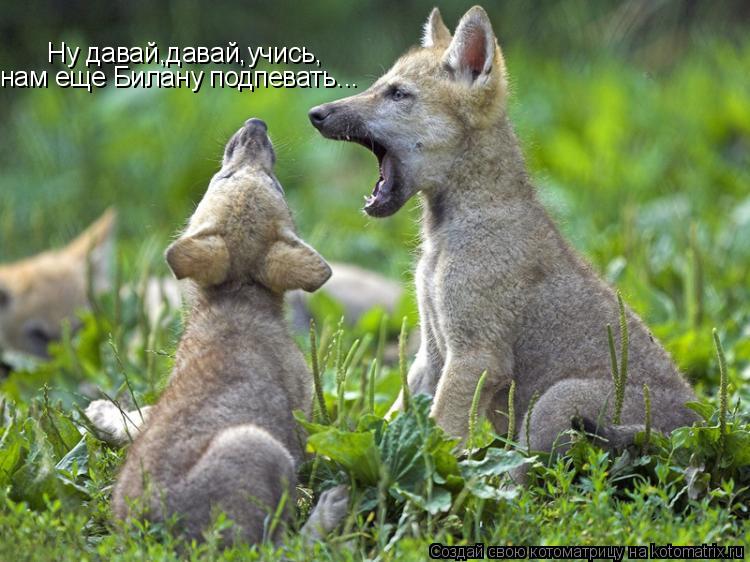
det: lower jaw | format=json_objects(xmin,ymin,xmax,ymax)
[
  {"xmin": 364, "ymin": 198, "xmax": 401, "ymax": 217},
  {"xmin": 364, "ymin": 207, "xmax": 391, "ymax": 218},
  {"xmin": 364, "ymin": 168, "xmax": 407, "ymax": 217}
]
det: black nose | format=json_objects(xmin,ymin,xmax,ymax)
[
  {"xmin": 244, "ymin": 118, "xmax": 268, "ymax": 132},
  {"xmin": 23, "ymin": 320, "xmax": 55, "ymax": 357},
  {"xmin": 308, "ymin": 105, "xmax": 332, "ymax": 128}
]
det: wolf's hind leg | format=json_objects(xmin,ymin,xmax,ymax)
[
  {"xmin": 510, "ymin": 379, "xmax": 650, "ymax": 484},
  {"xmin": 172, "ymin": 425, "xmax": 296, "ymax": 545}
]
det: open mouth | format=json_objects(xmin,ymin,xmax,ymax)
[{"xmin": 335, "ymin": 134, "xmax": 401, "ymax": 217}]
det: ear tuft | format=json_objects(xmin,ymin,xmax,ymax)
[
  {"xmin": 165, "ymin": 233, "xmax": 230, "ymax": 287},
  {"xmin": 443, "ymin": 5, "xmax": 497, "ymax": 85},
  {"xmin": 421, "ymin": 7, "xmax": 452, "ymax": 49},
  {"xmin": 67, "ymin": 208, "xmax": 116, "ymax": 292},
  {"xmin": 261, "ymin": 229, "xmax": 331, "ymax": 293},
  {"xmin": 67, "ymin": 207, "xmax": 116, "ymax": 258}
]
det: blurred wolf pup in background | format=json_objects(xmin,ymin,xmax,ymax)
[
  {"xmin": 0, "ymin": 209, "xmax": 114, "ymax": 358},
  {"xmin": 89, "ymin": 118, "xmax": 348, "ymax": 546},
  {"xmin": 309, "ymin": 5, "xmax": 698, "ymax": 481}
]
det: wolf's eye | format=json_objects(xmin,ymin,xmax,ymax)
[
  {"xmin": 389, "ymin": 87, "xmax": 408, "ymax": 101},
  {"xmin": 0, "ymin": 287, "xmax": 10, "ymax": 309}
]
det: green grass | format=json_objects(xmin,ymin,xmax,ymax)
[
  {"xmin": 0, "ymin": 298, "xmax": 748, "ymax": 561},
  {"xmin": 1, "ymin": 39, "xmax": 750, "ymax": 560}
]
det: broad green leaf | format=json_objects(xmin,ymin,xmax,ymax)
[
  {"xmin": 10, "ymin": 418, "xmax": 86, "ymax": 508},
  {"xmin": 459, "ymin": 448, "xmax": 529, "ymax": 480},
  {"xmin": 293, "ymin": 410, "xmax": 329, "ymax": 436},
  {"xmin": 0, "ymin": 424, "xmax": 25, "ymax": 487},
  {"xmin": 430, "ymin": 437, "xmax": 460, "ymax": 479},
  {"xmin": 724, "ymin": 429, "xmax": 750, "ymax": 468},
  {"xmin": 379, "ymin": 395, "xmax": 430, "ymax": 492},
  {"xmin": 55, "ymin": 437, "xmax": 88, "ymax": 477},
  {"xmin": 685, "ymin": 401, "xmax": 714, "ymax": 421},
  {"xmin": 392, "ymin": 485, "xmax": 452, "ymax": 515},
  {"xmin": 307, "ymin": 429, "xmax": 381, "ymax": 485},
  {"xmin": 356, "ymin": 413, "xmax": 385, "ymax": 436},
  {"xmin": 464, "ymin": 479, "xmax": 519, "ymax": 501},
  {"xmin": 39, "ymin": 407, "xmax": 81, "ymax": 461}
]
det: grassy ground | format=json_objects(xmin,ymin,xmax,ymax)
[{"xmin": 1, "ymin": 40, "xmax": 749, "ymax": 560}]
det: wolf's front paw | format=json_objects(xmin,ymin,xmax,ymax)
[
  {"xmin": 302, "ymin": 485, "xmax": 349, "ymax": 540},
  {"xmin": 84, "ymin": 400, "xmax": 148, "ymax": 447},
  {"xmin": 430, "ymin": 403, "xmax": 469, "ymax": 444},
  {"xmin": 85, "ymin": 399, "xmax": 119, "ymax": 434}
]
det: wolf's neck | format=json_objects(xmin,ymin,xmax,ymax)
[
  {"xmin": 169, "ymin": 280, "xmax": 309, "ymax": 424},
  {"xmin": 191, "ymin": 280, "xmax": 283, "ymax": 323},
  {"xmin": 181, "ymin": 280, "xmax": 287, "ymax": 356},
  {"xmin": 421, "ymin": 115, "xmax": 532, "ymax": 232}
]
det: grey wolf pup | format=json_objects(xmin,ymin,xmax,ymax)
[
  {"xmin": 308, "ymin": 6, "xmax": 697, "ymax": 481},
  {"xmin": 91, "ymin": 118, "xmax": 347, "ymax": 544}
]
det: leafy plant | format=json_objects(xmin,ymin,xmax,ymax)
[{"xmin": 608, "ymin": 291, "xmax": 630, "ymax": 425}]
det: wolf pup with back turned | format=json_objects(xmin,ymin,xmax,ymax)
[
  {"xmin": 309, "ymin": 6, "xmax": 697, "ymax": 481},
  {"xmin": 106, "ymin": 119, "xmax": 347, "ymax": 544}
]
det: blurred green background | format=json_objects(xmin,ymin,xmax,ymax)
[{"xmin": 1, "ymin": 1, "xmax": 749, "ymax": 388}]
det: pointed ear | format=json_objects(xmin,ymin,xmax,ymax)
[
  {"xmin": 66, "ymin": 207, "xmax": 116, "ymax": 291},
  {"xmin": 66, "ymin": 208, "xmax": 116, "ymax": 257},
  {"xmin": 165, "ymin": 233, "xmax": 230, "ymax": 287},
  {"xmin": 443, "ymin": 6, "xmax": 497, "ymax": 86},
  {"xmin": 260, "ymin": 229, "xmax": 331, "ymax": 293},
  {"xmin": 421, "ymin": 7, "xmax": 452, "ymax": 49}
]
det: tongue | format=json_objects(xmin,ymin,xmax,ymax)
[
  {"xmin": 365, "ymin": 154, "xmax": 391, "ymax": 206},
  {"xmin": 381, "ymin": 153, "xmax": 393, "ymax": 183},
  {"xmin": 364, "ymin": 153, "xmax": 404, "ymax": 217},
  {"xmin": 374, "ymin": 154, "xmax": 393, "ymax": 197}
]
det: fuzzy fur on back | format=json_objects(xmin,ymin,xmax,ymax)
[{"xmin": 111, "ymin": 119, "xmax": 336, "ymax": 543}]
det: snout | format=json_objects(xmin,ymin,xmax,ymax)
[
  {"xmin": 308, "ymin": 96, "xmax": 373, "ymax": 141},
  {"xmin": 239, "ymin": 117, "xmax": 270, "ymax": 144},
  {"xmin": 244, "ymin": 117, "xmax": 268, "ymax": 133},
  {"xmin": 308, "ymin": 101, "xmax": 366, "ymax": 140},
  {"xmin": 223, "ymin": 117, "xmax": 275, "ymax": 168},
  {"xmin": 21, "ymin": 319, "xmax": 61, "ymax": 358},
  {"xmin": 308, "ymin": 104, "xmax": 334, "ymax": 130}
]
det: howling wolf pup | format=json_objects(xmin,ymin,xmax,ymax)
[
  {"xmin": 102, "ymin": 119, "xmax": 347, "ymax": 544},
  {"xmin": 309, "ymin": 6, "xmax": 697, "ymax": 481}
]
